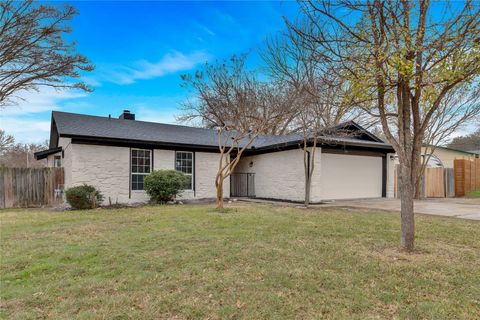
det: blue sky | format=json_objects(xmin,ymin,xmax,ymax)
[{"xmin": 2, "ymin": 1, "xmax": 299, "ymax": 143}]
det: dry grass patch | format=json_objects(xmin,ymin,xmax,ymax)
[{"xmin": 1, "ymin": 203, "xmax": 479, "ymax": 319}]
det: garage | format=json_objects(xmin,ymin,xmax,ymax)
[{"xmin": 320, "ymin": 152, "xmax": 384, "ymax": 200}]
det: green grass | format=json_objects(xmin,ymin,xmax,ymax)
[
  {"xmin": 1, "ymin": 204, "xmax": 479, "ymax": 319},
  {"xmin": 466, "ymin": 189, "xmax": 480, "ymax": 198}
]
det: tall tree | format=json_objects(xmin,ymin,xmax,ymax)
[
  {"xmin": 418, "ymin": 83, "xmax": 480, "ymax": 197},
  {"xmin": 180, "ymin": 55, "xmax": 292, "ymax": 210},
  {"xmin": 292, "ymin": 0, "xmax": 480, "ymax": 250},
  {"xmin": 447, "ymin": 127, "xmax": 480, "ymax": 152},
  {"xmin": 0, "ymin": 0, "xmax": 93, "ymax": 108},
  {"xmin": 0, "ymin": 131, "xmax": 48, "ymax": 168},
  {"xmin": 261, "ymin": 24, "xmax": 363, "ymax": 206}
]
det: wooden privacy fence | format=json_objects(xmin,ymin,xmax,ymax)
[
  {"xmin": 454, "ymin": 158, "xmax": 480, "ymax": 197},
  {"xmin": 394, "ymin": 166, "xmax": 454, "ymax": 198},
  {"xmin": 0, "ymin": 167, "xmax": 64, "ymax": 208}
]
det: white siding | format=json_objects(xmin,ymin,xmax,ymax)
[
  {"xmin": 152, "ymin": 150, "xmax": 229, "ymax": 200},
  {"xmin": 71, "ymin": 144, "xmax": 139, "ymax": 204},
  {"xmin": 60, "ymin": 138, "xmax": 72, "ymax": 189},
  {"xmin": 386, "ymin": 153, "xmax": 395, "ymax": 198},
  {"xmin": 64, "ymin": 144, "xmax": 227, "ymax": 204},
  {"xmin": 235, "ymin": 148, "xmax": 322, "ymax": 202},
  {"xmin": 194, "ymin": 152, "xmax": 230, "ymax": 199},
  {"xmin": 320, "ymin": 153, "xmax": 383, "ymax": 200},
  {"xmin": 47, "ymin": 137, "xmax": 72, "ymax": 189}
]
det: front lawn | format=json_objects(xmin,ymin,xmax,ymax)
[{"xmin": 1, "ymin": 204, "xmax": 479, "ymax": 319}]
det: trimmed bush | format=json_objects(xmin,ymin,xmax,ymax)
[
  {"xmin": 65, "ymin": 184, "xmax": 104, "ymax": 210},
  {"xmin": 144, "ymin": 170, "xmax": 189, "ymax": 203}
]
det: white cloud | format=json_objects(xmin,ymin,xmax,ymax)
[
  {"xmin": 1, "ymin": 87, "xmax": 87, "ymax": 143},
  {"xmin": 133, "ymin": 104, "xmax": 178, "ymax": 124},
  {"xmin": 97, "ymin": 50, "xmax": 210, "ymax": 85},
  {"xmin": 0, "ymin": 117, "xmax": 51, "ymax": 144},
  {"xmin": 1, "ymin": 87, "xmax": 87, "ymax": 116},
  {"xmin": 193, "ymin": 23, "xmax": 216, "ymax": 37}
]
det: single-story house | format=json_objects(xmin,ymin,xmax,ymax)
[
  {"xmin": 35, "ymin": 110, "xmax": 396, "ymax": 204},
  {"xmin": 421, "ymin": 145, "xmax": 479, "ymax": 168}
]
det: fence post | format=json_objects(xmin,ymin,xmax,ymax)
[{"xmin": 476, "ymin": 158, "xmax": 480, "ymax": 190}]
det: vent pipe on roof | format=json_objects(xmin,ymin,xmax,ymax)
[{"xmin": 119, "ymin": 110, "xmax": 135, "ymax": 120}]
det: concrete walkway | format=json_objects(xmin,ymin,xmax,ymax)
[
  {"xmin": 319, "ymin": 198, "xmax": 480, "ymax": 220},
  {"xmin": 238, "ymin": 197, "xmax": 480, "ymax": 220}
]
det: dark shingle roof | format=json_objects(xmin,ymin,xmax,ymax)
[{"xmin": 51, "ymin": 111, "xmax": 393, "ymax": 151}]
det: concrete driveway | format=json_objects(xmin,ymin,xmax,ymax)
[{"xmin": 322, "ymin": 198, "xmax": 480, "ymax": 220}]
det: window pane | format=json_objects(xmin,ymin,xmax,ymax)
[
  {"xmin": 175, "ymin": 152, "xmax": 193, "ymax": 175},
  {"xmin": 131, "ymin": 149, "xmax": 151, "ymax": 191},
  {"xmin": 175, "ymin": 152, "xmax": 194, "ymax": 189},
  {"xmin": 132, "ymin": 174, "xmax": 146, "ymax": 190}
]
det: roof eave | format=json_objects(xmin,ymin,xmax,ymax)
[
  {"xmin": 252, "ymin": 137, "xmax": 394, "ymax": 153},
  {"xmin": 34, "ymin": 147, "xmax": 62, "ymax": 160}
]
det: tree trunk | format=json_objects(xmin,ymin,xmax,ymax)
[
  {"xmin": 305, "ymin": 175, "xmax": 311, "ymax": 207},
  {"xmin": 414, "ymin": 171, "xmax": 424, "ymax": 199},
  {"xmin": 215, "ymin": 175, "xmax": 224, "ymax": 210},
  {"xmin": 399, "ymin": 163, "xmax": 415, "ymax": 251}
]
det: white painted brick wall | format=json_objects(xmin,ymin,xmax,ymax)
[
  {"xmin": 71, "ymin": 144, "xmax": 139, "ymax": 204},
  {"xmin": 154, "ymin": 149, "xmax": 174, "ymax": 170},
  {"xmin": 65, "ymin": 144, "xmax": 228, "ymax": 204},
  {"xmin": 235, "ymin": 148, "xmax": 321, "ymax": 202},
  {"xmin": 194, "ymin": 152, "xmax": 230, "ymax": 199},
  {"xmin": 386, "ymin": 153, "xmax": 395, "ymax": 198},
  {"xmin": 47, "ymin": 137, "xmax": 72, "ymax": 188}
]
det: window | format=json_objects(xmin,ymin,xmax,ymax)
[
  {"xmin": 175, "ymin": 151, "xmax": 193, "ymax": 190},
  {"xmin": 131, "ymin": 149, "xmax": 151, "ymax": 190},
  {"xmin": 53, "ymin": 156, "xmax": 61, "ymax": 167}
]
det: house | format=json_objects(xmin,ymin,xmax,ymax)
[
  {"xmin": 421, "ymin": 145, "xmax": 479, "ymax": 168},
  {"xmin": 34, "ymin": 110, "xmax": 396, "ymax": 204}
]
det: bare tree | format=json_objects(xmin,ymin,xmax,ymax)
[
  {"xmin": 0, "ymin": 129, "xmax": 14, "ymax": 153},
  {"xmin": 261, "ymin": 25, "xmax": 362, "ymax": 206},
  {"xmin": 180, "ymin": 55, "xmax": 291, "ymax": 210},
  {"xmin": 0, "ymin": 0, "xmax": 93, "ymax": 108},
  {"xmin": 0, "ymin": 133, "xmax": 48, "ymax": 168},
  {"xmin": 291, "ymin": 0, "xmax": 480, "ymax": 250},
  {"xmin": 418, "ymin": 84, "xmax": 480, "ymax": 197}
]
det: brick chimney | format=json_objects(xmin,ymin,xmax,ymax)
[{"xmin": 119, "ymin": 110, "xmax": 135, "ymax": 120}]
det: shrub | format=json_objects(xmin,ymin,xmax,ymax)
[
  {"xmin": 144, "ymin": 170, "xmax": 189, "ymax": 203},
  {"xmin": 65, "ymin": 184, "xmax": 104, "ymax": 210}
]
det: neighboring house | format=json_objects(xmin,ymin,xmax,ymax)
[
  {"xmin": 467, "ymin": 149, "xmax": 480, "ymax": 156},
  {"xmin": 35, "ymin": 110, "xmax": 396, "ymax": 204},
  {"xmin": 422, "ymin": 145, "xmax": 479, "ymax": 168}
]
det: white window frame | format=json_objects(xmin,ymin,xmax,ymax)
[
  {"xmin": 53, "ymin": 155, "xmax": 62, "ymax": 168},
  {"xmin": 131, "ymin": 148, "xmax": 152, "ymax": 191},
  {"xmin": 175, "ymin": 151, "xmax": 194, "ymax": 191}
]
